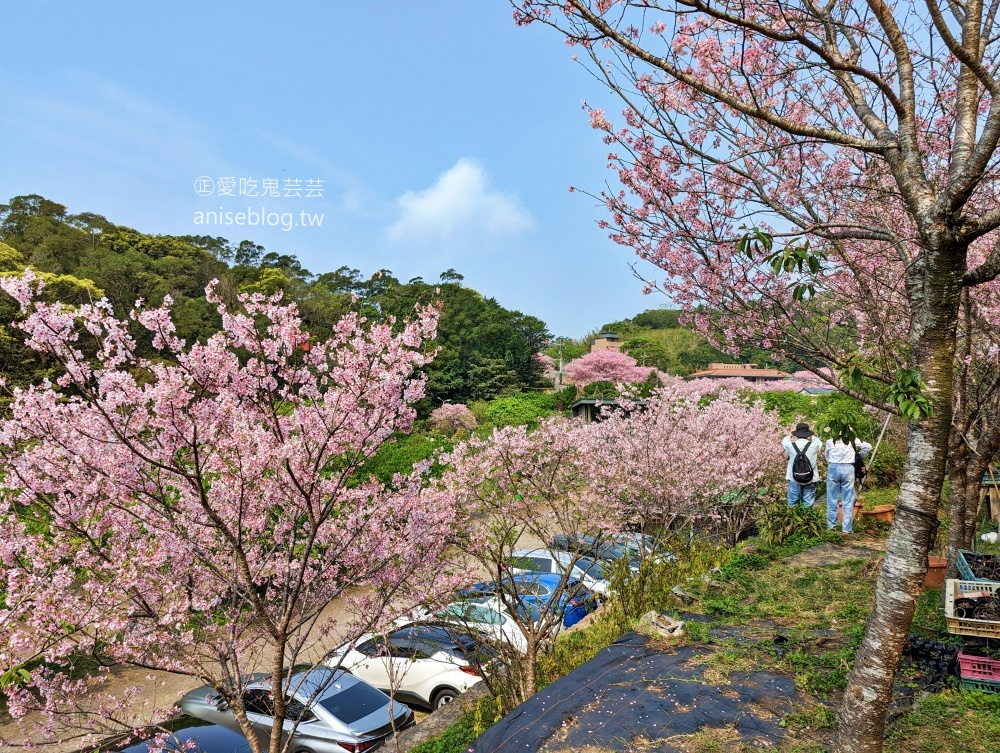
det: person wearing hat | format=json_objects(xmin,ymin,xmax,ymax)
[{"xmin": 782, "ymin": 422, "xmax": 822, "ymax": 508}]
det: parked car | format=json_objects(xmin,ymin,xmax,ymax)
[
  {"xmin": 179, "ymin": 666, "xmax": 414, "ymax": 753},
  {"xmin": 428, "ymin": 595, "xmax": 552, "ymax": 653},
  {"xmin": 507, "ymin": 548, "xmax": 613, "ymax": 596},
  {"xmin": 611, "ymin": 532, "xmax": 674, "ymax": 562},
  {"xmin": 457, "ymin": 572, "xmax": 598, "ymax": 628},
  {"xmin": 89, "ymin": 718, "xmax": 251, "ymax": 753},
  {"xmin": 326, "ymin": 622, "xmax": 490, "ymax": 710},
  {"xmin": 549, "ymin": 533, "xmax": 642, "ymax": 568}
]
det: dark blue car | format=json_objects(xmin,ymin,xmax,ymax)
[
  {"xmin": 458, "ymin": 572, "xmax": 598, "ymax": 629},
  {"xmin": 87, "ymin": 717, "xmax": 251, "ymax": 753}
]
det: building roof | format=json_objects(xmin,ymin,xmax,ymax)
[{"xmin": 689, "ymin": 362, "xmax": 790, "ymax": 379}]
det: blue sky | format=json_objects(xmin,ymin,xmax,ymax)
[{"xmin": 0, "ymin": 1, "xmax": 664, "ymax": 337}]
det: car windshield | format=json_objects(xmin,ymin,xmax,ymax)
[
  {"xmin": 444, "ymin": 603, "xmax": 504, "ymax": 625},
  {"xmin": 516, "ymin": 604, "xmax": 543, "ymax": 622},
  {"xmin": 576, "ymin": 558, "xmax": 606, "ymax": 579},
  {"xmin": 597, "ymin": 544, "xmax": 629, "ymax": 559},
  {"xmin": 506, "ymin": 578, "xmax": 549, "ymax": 596},
  {"xmin": 318, "ymin": 682, "xmax": 389, "ymax": 724}
]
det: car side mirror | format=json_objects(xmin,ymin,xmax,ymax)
[{"xmin": 215, "ymin": 697, "xmax": 229, "ymax": 711}]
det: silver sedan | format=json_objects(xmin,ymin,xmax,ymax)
[{"xmin": 179, "ymin": 666, "xmax": 414, "ymax": 753}]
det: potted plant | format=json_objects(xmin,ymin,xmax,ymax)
[
  {"xmin": 923, "ymin": 555, "xmax": 947, "ymax": 589},
  {"xmin": 855, "ymin": 494, "xmax": 896, "ymax": 524}
]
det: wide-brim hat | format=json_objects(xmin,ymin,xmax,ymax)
[{"xmin": 792, "ymin": 422, "xmax": 814, "ymax": 438}]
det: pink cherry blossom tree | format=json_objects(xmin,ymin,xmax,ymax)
[
  {"xmin": 440, "ymin": 418, "xmax": 618, "ymax": 703},
  {"xmin": 513, "ymin": 2, "xmax": 1000, "ymax": 748},
  {"xmin": 582, "ymin": 385, "xmax": 785, "ymax": 544},
  {"xmin": 0, "ymin": 272, "xmax": 456, "ymax": 752},
  {"xmin": 532, "ymin": 351, "xmax": 556, "ymax": 371},
  {"xmin": 562, "ymin": 349, "xmax": 652, "ymax": 387},
  {"xmin": 428, "ymin": 402, "xmax": 479, "ymax": 436}
]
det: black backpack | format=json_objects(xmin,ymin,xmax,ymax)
[
  {"xmin": 853, "ymin": 442, "xmax": 868, "ymax": 481},
  {"xmin": 791, "ymin": 440, "xmax": 814, "ymax": 483}
]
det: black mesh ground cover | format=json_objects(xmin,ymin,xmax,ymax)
[{"xmin": 472, "ymin": 632, "xmax": 800, "ymax": 753}]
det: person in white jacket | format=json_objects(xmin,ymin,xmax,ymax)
[
  {"xmin": 781, "ymin": 422, "xmax": 822, "ymax": 508},
  {"xmin": 825, "ymin": 437, "xmax": 873, "ymax": 533}
]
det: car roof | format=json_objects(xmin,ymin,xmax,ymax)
[
  {"xmin": 391, "ymin": 623, "xmax": 473, "ymax": 648},
  {"xmin": 83, "ymin": 719, "xmax": 251, "ymax": 753},
  {"xmin": 511, "ymin": 548, "xmax": 572, "ymax": 562},
  {"xmin": 512, "ymin": 571, "xmax": 564, "ymax": 586},
  {"xmin": 246, "ymin": 666, "xmax": 354, "ymax": 701}
]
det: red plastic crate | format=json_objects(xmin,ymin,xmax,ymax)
[{"xmin": 958, "ymin": 649, "xmax": 1000, "ymax": 681}]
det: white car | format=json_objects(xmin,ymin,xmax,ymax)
[
  {"xmin": 508, "ymin": 548, "xmax": 613, "ymax": 596},
  {"xmin": 433, "ymin": 595, "xmax": 561, "ymax": 654},
  {"xmin": 326, "ymin": 623, "xmax": 487, "ymax": 711}
]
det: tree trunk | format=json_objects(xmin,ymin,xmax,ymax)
[
  {"xmin": 521, "ymin": 643, "xmax": 538, "ymax": 701},
  {"xmin": 835, "ymin": 248, "xmax": 963, "ymax": 753},
  {"xmin": 946, "ymin": 464, "xmax": 971, "ymax": 579},
  {"xmin": 965, "ymin": 479, "xmax": 983, "ymax": 549},
  {"xmin": 268, "ymin": 640, "xmax": 287, "ymax": 753}
]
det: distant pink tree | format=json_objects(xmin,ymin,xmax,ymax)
[
  {"xmin": 428, "ymin": 402, "xmax": 479, "ymax": 435},
  {"xmin": 0, "ymin": 272, "xmax": 456, "ymax": 752},
  {"xmin": 581, "ymin": 386, "xmax": 785, "ymax": 543},
  {"xmin": 562, "ymin": 349, "xmax": 652, "ymax": 387},
  {"xmin": 532, "ymin": 352, "xmax": 555, "ymax": 371}
]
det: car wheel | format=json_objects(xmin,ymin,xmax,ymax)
[{"xmin": 431, "ymin": 687, "xmax": 460, "ymax": 710}]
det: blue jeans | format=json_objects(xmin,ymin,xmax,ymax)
[
  {"xmin": 787, "ymin": 480, "xmax": 817, "ymax": 508},
  {"xmin": 827, "ymin": 463, "xmax": 857, "ymax": 532}
]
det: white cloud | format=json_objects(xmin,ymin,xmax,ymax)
[{"xmin": 385, "ymin": 158, "xmax": 533, "ymax": 247}]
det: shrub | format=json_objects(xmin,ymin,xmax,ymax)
[
  {"xmin": 551, "ymin": 385, "xmax": 578, "ymax": 411},
  {"xmin": 482, "ymin": 392, "xmax": 557, "ymax": 429},
  {"xmin": 582, "ymin": 380, "xmax": 617, "ymax": 399},
  {"xmin": 356, "ymin": 432, "xmax": 452, "ymax": 487},
  {"xmin": 757, "ymin": 501, "xmax": 828, "ymax": 547}
]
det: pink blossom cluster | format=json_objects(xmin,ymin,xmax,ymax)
[
  {"xmin": 562, "ymin": 349, "xmax": 653, "ymax": 386},
  {"xmin": 428, "ymin": 402, "xmax": 479, "ymax": 435},
  {"xmin": 579, "ymin": 385, "xmax": 786, "ymax": 533},
  {"xmin": 440, "ymin": 381, "xmax": 785, "ymax": 552},
  {"xmin": 442, "ymin": 418, "xmax": 617, "ymax": 545},
  {"xmin": 0, "ymin": 272, "xmax": 459, "ymax": 746},
  {"xmin": 532, "ymin": 352, "xmax": 556, "ymax": 370}
]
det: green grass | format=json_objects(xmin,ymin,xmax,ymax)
[
  {"xmin": 675, "ymin": 552, "xmax": 878, "ymax": 704},
  {"xmin": 885, "ymin": 689, "xmax": 1000, "ymax": 752},
  {"xmin": 780, "ymin": 703, "xmax": 837, "ymax": 731},
  {"xmin": 537, "ymin": 611, "xmax": 625, "ymax": 687},
  {"xmin": 409, "ymin": 695, "xmax": 502, "ymax": 753},
  {"xmin": 857, "ymin": 486, "xmax": 899, "ymax": 510}
]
